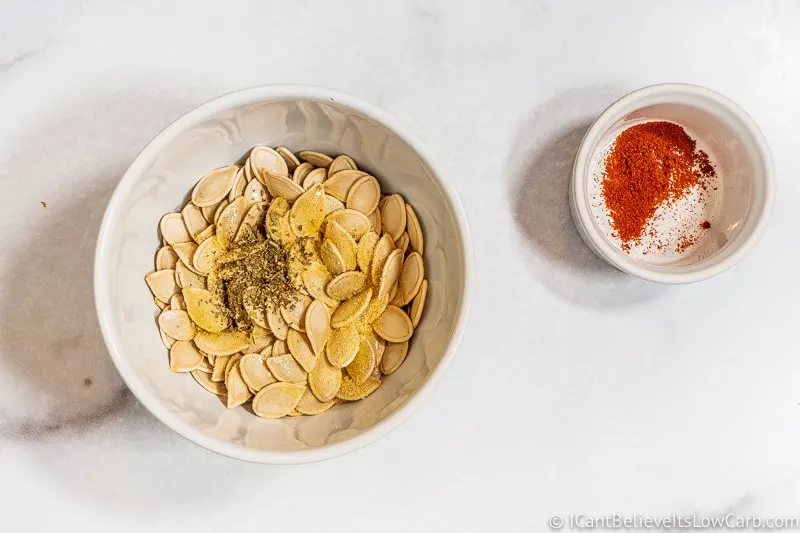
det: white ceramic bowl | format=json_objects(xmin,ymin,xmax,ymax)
[
  {"xmin": 94, "ymin": 85, "xmax": 472, "ymax": 463},
  {"xmin": 570, "ymin": 83, "xmax": 775, "ymax": 284}
]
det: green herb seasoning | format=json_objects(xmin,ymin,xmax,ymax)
[{"xmin": 211, "ymin": 238, "xmax": 295, "ymax": 329}]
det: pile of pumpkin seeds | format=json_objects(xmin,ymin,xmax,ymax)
[{"xmin": 145, "ymin": 147, "xmax": 427, "ymax": 418}]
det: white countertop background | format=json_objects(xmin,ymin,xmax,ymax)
[{"xmin": 1, "ymin": 1, "xmax": 799, "ymax": 531}]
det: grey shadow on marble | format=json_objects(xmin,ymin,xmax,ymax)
[
  {"xmin": 0, "ymin": 91, "xmax": 270, "ymax": 513},
  {"xmin": 508, "ymin": 87, "xmax": 665, "ymax": 308},
  {"xmin": 0, "ymin": 181, "xmax": 132, "ymax": 439}
]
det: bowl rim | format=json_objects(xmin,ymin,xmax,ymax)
[
  {"xmin": 94, "ymin": 84, "xmax": 474, "ymax": 464},
  {"xmin": 571, "ymin": 83, "xmax": 775, "ymax": 284}
]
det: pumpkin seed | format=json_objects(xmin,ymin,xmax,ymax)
[
  {"xmin": 327, "ymin": 271, "xmax": 367, "ymax": 301},
  {"xmin": 216, "ymin": 196, "xmax": 247, "ymax": 247},
  {"xmin": 160, "ymin": 213, "xmax": 193, "ymax": 245},
  {"xmin": 195, "ymin": 224, "xmax": 216, "ymax": 243},
  {"xmin": 378, "ymin": 249, "xmax": 403, "ymax": 298},
  {"xmin": 406, "ymin": 204, "xmax": 424, "ymax": 255},
  {"xmin": 182, "ymin": 287, "xmax": 229, "ymax": 333},
  {"xmin": 346, "ymin": 337, "xmax": 375, "ymax": 384},
  {"xmin": 308, "ymin": 354, "xmax": 342, "ymax": 401},
  {"xmin": 368, "ymin": 208, "xmax": 381, "ymax": 234},
  {"xmin": 243, "ymin": 179, "xmax": 268, "ymax": 205},
  {"xmin": 194, "ymin": 330, "xmax": 250, "ymax": 356},
  {"xmin": 397, "ymin": 251, "xmax": 424, "ymax": 306},
  {"xmin": 250, "ymin": 146, "xmax": 289, "ymax": 182},
  {"xmin": 160, "ymin": 328, "xmax": 176, "ymax": 349},
  {"xmin": 234, "ymin": 201, "xmax": 267, "ymax": 243},
  {"xmin": 380, "ymin": 340, "xmax": 409, "ymax": 375},
  {"xmin": 389, "ymin": 283, "xmax": 402, "ymax": 307},
  {"xmin": 250, "ymin": 325, "xmax": 275, "ymax": 352},
  {"xmin": 302, "ymin": 262, "xmax": 339, "ymax": 307},
  {"xmin": 363, "ymin": 330, "xmax": 386, "ymax": 367},
  {"xmin": 289, "ymin": 183, "xmax": 325, "ymax": 237},
  {"xmin": 158, "ymin": 309, "xmax": 195, "ymax": 341},
  {"xmin": 260, "ymin": 344, "xmax": 274, "ymax": 357},
  {"xmin": 326, "ymin": 325, "xmax": 360, "ymax": 368},
  {"xmin": 380, "ymin": 194, "xmax": 407, "ymax": 241},
  {"xmin": 373, "ymin": 305, "xmax": 413, "ymax": 342},
  {"xmin": 324, "ymin": 170, "xmax": 367, "ymax": 201},
  {"xmin": 361, "ymin": 293, "xmax": 388, "ymax": 324},
  {"xmin": 155, "ymin": 246, "xmax": 179, "ymax": 271},
  {"xmin": 192, "ymin": 235, "xmax": 224, "ymax": 274},
  {"xmin": 192, "ymin": 166, "xmax": 237, "ymax": 207},
  {"xmin": 264, "ymin": 171, "xmax": 304, "ymax": 201},
  {"xmin": 169, "ymin": 340, "xmax": 204, "ymax": 372},
  {"xmin": 196, "ymin": 358, "xmax": 213, "ymax": 374},
  {"xmin": 271, "ymin": 339, "xmax": 287, "ymax": 356},
  {"xmin": 225, "ymin": 362, "xmax": 252, "ymax": 409},
  {"xmin": 265, "ymin": 306, "xmax": 289, "ymax": 340},
  {"xmin": 201, "ymin": 200, "xmax": 221, "ymax": 223},
  {"xmin": 212, "ymin": 198, "xmax": 229, "ymax": 225},
  {"xmin": 192, "ymin": 369, "xmax": 226, "ymax": 396},
  {"xmin": 324, "ymin": 194, "xmax": 345, "ymax": 215},
  {"xmin": 252, "ymin": 382, "xmax": 305, "ymax": 419},
  {"xmin": 286, "ymin": 296, "xmax": 313, "ymax": 333},
  {"xmin": 328, "ymin": 154, "xmax": 357, "ymax": 176},
  {"xmin": 324, "ymin": 221, "xmax": 357, "ymax": 271},
  {"xmin": 370, "ymin": 234, "xmax": 395, "ymax": 285},
  {"xmin": 276, "ymin": 146, "xmax": 300, "ymax": 174},
  {"xmin": 211, "ymin": 354, "xmax": 230, "ymax": 382},
  {"xmin": 228, "ymin": 166, "xmax": 247, "ymax": 202},
  {"xmin": 241, "ymin": 289, "xmax": 268, "ymax": 328},
  {"xmin": 224, "ymin": 353, "xmax": 243, "ymax": 382},
  {"xmin": 173, "ymin": 242, "xmax": 200, "ymax": 274},
  {"xmin": 410, "ymin": 279, "xmax": 427, "ymax": 327},
  {"xmin": 356, "ymin": 231, "xmax": 379, "ymax": 273},
  {"xmin": 175, "ymin": 260, "xmax": 206, "ymax": 289},
  {"xmin": 287, "ymin": 328, "xmax": 317, "ymax": 372},
  {"xmin": 325, "ymin": 209, "xmax": 371, "ymax": 240},
  {"xmin": 295, "ymin": 388, "xmax": 336, "ymax": 415},
  {"xmin": 336, "ymin": 375, "xmax": 380, "ymax": 401},
  {"xmin": 320, "ymin": 239, "xmax": 347, "ymax": 276},
  {"xmin": 239, "ymin": 353, "xmax": 275, "ymax": 393},
  {"xmin": 305, "ymin": 299, "xmax": 330, "ymax": 356},
  {"xmin": 331, "ymin": 288, "xmax": 372, "ymax": 328},
  {"xmin": 169, "ymin": 292, "xmax": 185, "ymax": 311},
  {"xmin": 346, "ymin": 175, "xmax": 380, "ymax": 215},
  {"xmin": 182, "ymin": 203, "xmax": 209, "ymax": 242},
  {"xmin": 292, "ymin": 162, "xmax": 314, "ymax": 185},
  {"xmin": 265, "ymin": 196, "xmax": 294, "ymax": 245},
  {"xmin": 302, "ymin": 167, "xmax": 327, "ymax": 190},
  {"xmin": 146, "ymin": 269, "xmax": 178, "ymax": 302},
  {"xmin": 396, "ymin": 232, "xmax": 410, "ymax": 255},
  {"xmin": 298, "ymin": 150, "xmax": 333, "ymax": 168},
  {"xmin": 244, "ymin": 156, "xmax": 254, "ymax": 181},
  {"xmin": 267, "ymin": 354, "xmax": 307, "ymax": 383}
]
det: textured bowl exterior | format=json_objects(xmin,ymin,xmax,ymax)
[{"xmin": 94, "ymin": 85, "xmax": 472, "ymax": 463}]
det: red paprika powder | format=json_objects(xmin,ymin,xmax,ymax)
[{"xmin": 601, "ymin": 121, "xmax": 716, "ymax": 249}]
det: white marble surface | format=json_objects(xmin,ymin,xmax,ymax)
[{"xmin": 1, "ymin": 0, "xmax": 799, "ymax": 531}]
